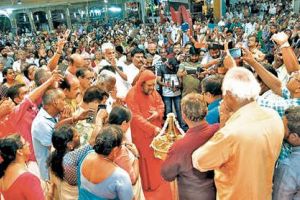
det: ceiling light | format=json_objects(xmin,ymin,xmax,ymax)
[{"xmin": 17, "ymin": 0, "xmax": 22, "ymax": 5}]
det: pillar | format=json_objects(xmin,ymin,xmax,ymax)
[
  {"xmin": 139, "ymin": 0, "xmax": 146, "ymax": 23},
  {"xmin": 213, "ymin": 0, "xmax": 226, "ymax": 21},
  {"xmin": 27, "ymin": 11, "xmax": 37, "ymax": 33},
  {"xmin": 294, "ymin": 0, "xmax": 300, "ymax": 14},
  {"xmin": 46, "ymin": 9, "xmax": 54, "ymax": 31},
  {"xmin": 65, "ymin": 8, "xmax": 72, "ymax": 29},
  {"xmin": 10, "ymin": 14, "xmax": 18, "ymax": 34}
]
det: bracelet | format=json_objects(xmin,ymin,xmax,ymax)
[
  {"xmin": 56, "ymin": 51, "xmax": 62, "ymax": 54},
  {"xmin": 280, "ymin": 41, "xmax": 290, "ymax": 49}
]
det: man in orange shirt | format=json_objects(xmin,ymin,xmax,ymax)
[{"xmin": 192, "ymin": 67, "xmax": 284, "ymax": 199}]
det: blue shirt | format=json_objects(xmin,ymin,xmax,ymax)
[
  {"xmin": 273, "ymin": 146, "xmax": 300, "ymax": 200},
  {"xmin": 257, "ymin": 87, "xmax": 300, "ymax": 117},
  {"xmin": 257, "ymin": 87, "xmax": 300, "ymax": 161},
  {"xmin": 206, "ymin": 98, "xmax": 221, "ymax": 124},
  {"xmin": 31, "ymin": 108, "xmax": 57, "ymax": 181}
]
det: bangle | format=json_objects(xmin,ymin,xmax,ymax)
[
  {"xmin": 280, "ymin": 41, "xmax": 290, "ymax": 49},
  {"xmin": 56, "ymin": 51, "xmax": 62, "ymax": 54}
]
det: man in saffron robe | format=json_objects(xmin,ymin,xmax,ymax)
[{"xmin": 126, "ymin": 70, "xmax": 171, "ymax": 198}]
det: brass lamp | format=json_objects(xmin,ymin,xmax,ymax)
[{"xmin": 150, "ymin": 113, "xmax": 185, "ymax": 160}]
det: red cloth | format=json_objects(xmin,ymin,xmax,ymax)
[
  {"xmin": 1, "ymin": 172, "xmax": 44, "ymax": 200},
  {"xmin": 125, "ymin": 70, "xmax": 168, "ymax": 193}
]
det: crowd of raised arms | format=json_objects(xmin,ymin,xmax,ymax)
[{"xmin": 0, "ymin": 0, "xmax": 299, "ymax": 199}]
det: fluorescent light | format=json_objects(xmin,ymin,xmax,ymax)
[
  {"xmin": 109, "ymin": 7, "xmax": 121, "ymax": 12},
  {"xmin": 6, "ymin": 9, "xmax": 13, "ymax": 15}
]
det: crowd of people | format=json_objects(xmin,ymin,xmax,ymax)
[{"xmin": 0, "ymin": 0, "xmax": 299, "ymax": 199}]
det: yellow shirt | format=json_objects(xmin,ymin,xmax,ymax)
[{"xmin": 192, "ymin": 102, "xmax": 284, "ymax": 200}]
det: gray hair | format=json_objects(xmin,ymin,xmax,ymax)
[
  {"xmin": 96, "ymin": 70, "xmax": 116, "ymax": 85},
  {"xmin": 42, "ymin": 89, "xmax": 62, "ymax": 106},
  {"xmin": 101, "ymin": 42, "xmax": 115, "ymax": 54}
]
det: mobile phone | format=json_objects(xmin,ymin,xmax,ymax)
[
  {"xmin": 197, "ymin": 67, "xmax": 205, "ymax": 73},
  {"xmin": 229, "ymin": 48, "xmax": 242, "ymax": 59},
  {"xmin": 98, "ymin": 104, "xmax": 107, "ymax": 111},
  {"xmin": 58, "ymin": 63, "xmax": 68, "ymax": 76}
]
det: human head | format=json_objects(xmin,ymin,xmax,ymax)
[
  {"xmin": 159, "ymin": 48, "xmax": 168, "ymax": 60},
  {"xmin": 102, "ymin": 42, "xmax": 116, "ymax": 61},
  {"xmin": 181, "ymin": 93, "xmax": 207, "ymax": 125},
  {"xmin": 222, "ymin": 67, "xmax": 261, "ymax": 112},
  {"xmin": 34, "ymin": 68, "xmax": 52, "ymax": 87},
  {"xmin": 3, "ymin": 67, "xmax": 15, "ymax": 83},
  {"xmin": 286, "ymin": 70, "xmax": 300, "ymax": 98},
  {"xmin": 83, "ymin": 86, "xmax": 109, "ymax": 110},
  {"xmin": 23, "ymin": 64, "xmax": 37, "ymax": 81},
  {"xmin": 283, "ymin": 106, "xmax": 300, "ymax": 146},
  {"xmin": 189, "ymin": 46, "xmax": 200, "ymax": 63},
  {"xmin": 138, "ymin": 70, "xmax": 156, "ymax": 95},
  {"xmin": 208, "ymin": 44, "xmax": 221, "ymax": 59},
  {"xmin": 97, "ymin": 70, "xmax": 117, "ymax": 95},
  {"xmin": 70, "ymin": 54, "xmax": 87, "ymax": 70},
  {"xmin": 147, "ymin": 42, "xmax": 157, "ymax": 55},
  {"xmin": 42, "ymin": 88, "xmax": 66, "ymax": 113},
  {"xmin": 93, "ymin": 125, "xmax": 123, "ymax": 157},
  {"xmin": 76, "ymin": 68, "xmax": 95, "ymax": 91},
  {"xmin": 173, "ymin": 43, "xmax": 181, "ymax": 55},
  {"xmin": 201, "ymin": 75, "xmax": 223, "ymax": 104},
  {"xmin": 247, "ymin": 34, "xmax": 258, "ymax": 48},
  {"xmin": 0, "ymin": 134, "xmax": 30, "ymax": 178},
  {"xmin": 48, "ymin": 125, "xmax": 80, "ymax": 180},
  {"xmin": 109, "ymin": 106, "xmax": 132, "ymax": 133},
  {"xmin": 131, "ymin": 47, "xmax": 145, "ymax": 69},
  {"xmin": 60, "ymin": 76, "xmax": 81, "ymax": 100},
  {"xmin": 7, "ymin": 84, "xmax": 28, "ymax": 104}
]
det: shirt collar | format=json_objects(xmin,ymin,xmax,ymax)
[
  {"xmin": 186, "ymin": 122, "xmax": 209, "ymax": 135},
  {"xmin": 39, "ymin": 107, "xmax": 57, "ymax": 121},
  {"xmin": 208, "ymin": 98, "xmax": 222, "ymax": 110},
  {"xmin": 292, "ymin": 146, "xmax": 300, "ymax": 153}
]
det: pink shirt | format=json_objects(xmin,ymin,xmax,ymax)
[{"xmin": 0, "ymin": 96, "xmax": 39, "ymax": 161}]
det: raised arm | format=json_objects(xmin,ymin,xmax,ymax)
[
  {"xmin": 47, "ymin": 30, "xmax": 69, "ymax": 72},
  {"xmin": 272, "ymin": 32, "xmax": 300, "ymax": 74},
  {"xmin": 29, "ymin": 71, "xmax": 63, "ymax": 103},
  {"xmin": 242, "ymin": 47, "xmax": 282, "ymax": 96}
]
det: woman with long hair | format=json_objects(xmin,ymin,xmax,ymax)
[
  {"xmin": 47, "ymin": 110, "xmax": 105, "ymax": 200},
  {"xmin": 78, "ymin": 125, "xmax": 133, "ymax": 200},
  {"xmin": 0, "ymin": 134, "xmax": 44, "ymax": 200},
  {"xmin": 109, "ymin": 106, "xmax": 145, "ymax": 200}
]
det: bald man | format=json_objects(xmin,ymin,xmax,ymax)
[{"xmin": 67, "ymin": 54, "xmax": 88, "ymax": 75}]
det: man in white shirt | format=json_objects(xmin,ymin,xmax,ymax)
[
  {"xmin": 96, "ymin": 42, "xmax": 131, "ymax": 99},
  {"xmin": 126, "ymin": 47, "xmax": 146, "ymax": 86},
  {"xmin": 12, "ymin": 50, "xmax": 27, "ymax": 73}
]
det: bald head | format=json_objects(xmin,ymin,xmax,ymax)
[{"xmin": 70, "ymin": 54, "xmax": 87, "ymax": 70}]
